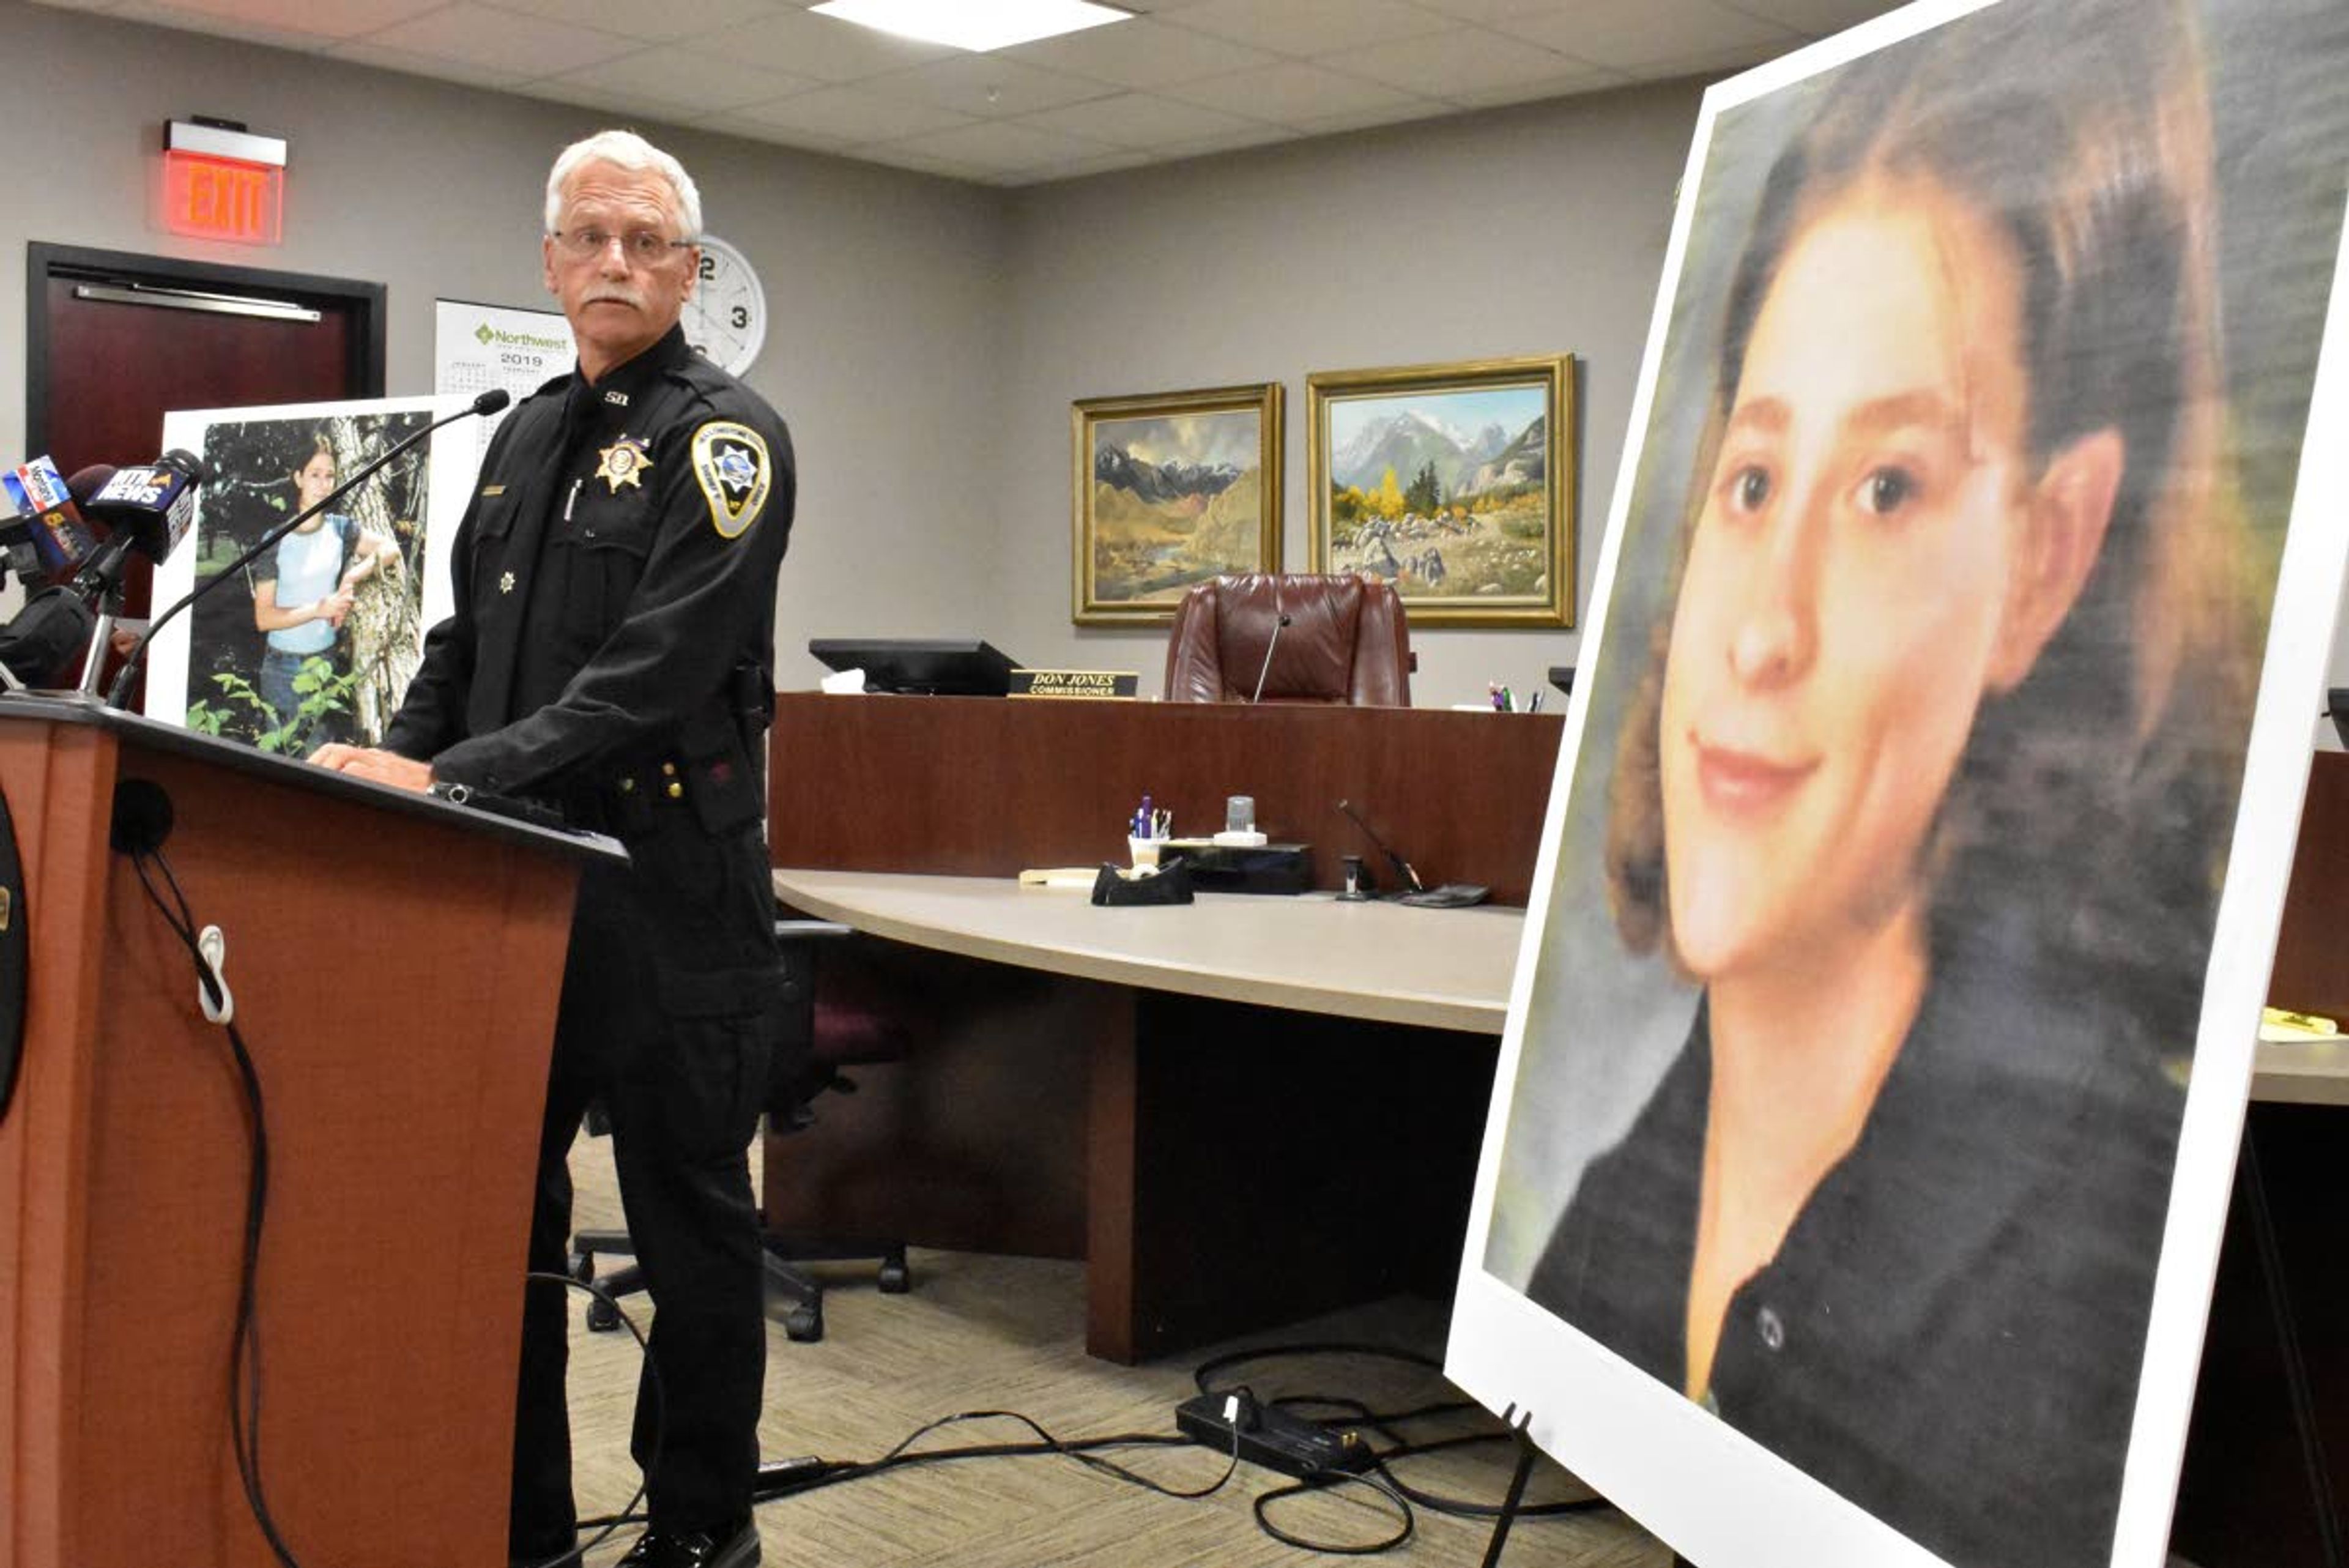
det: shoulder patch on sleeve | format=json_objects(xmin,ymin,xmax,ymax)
[{"xmin": 689, "ymin": 421, "xmax": 771, "ymax": 540}]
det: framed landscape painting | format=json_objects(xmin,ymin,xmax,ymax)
[
  {"xmin": 1308, "ymin": 355, "xmax": 1575, "ymax": 628},
  {"xmin": 1072, "ymin": 382, "xmax": 1282, "ymax": 625}
]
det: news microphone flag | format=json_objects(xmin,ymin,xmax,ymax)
[{"xmin": 4, "ymin": 457, "xmax": 102, "ymax": 578}]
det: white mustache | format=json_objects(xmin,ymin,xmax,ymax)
[{"xmin": 585, "ymin": 292, "xmax": 640, "ymax": 308}]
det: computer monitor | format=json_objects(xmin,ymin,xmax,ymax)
[
  {"xmin": 808, "ymin": 637, "xmax": 1018, "ymax": 696},
  {"xmin": 2329, "ymin": 688, "xmax": 2348, "ymax": 748}
]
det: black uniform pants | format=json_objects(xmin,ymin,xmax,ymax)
[{"xmin": 510, "ymin": 811, "xmax": 787, "ymax": 1550}]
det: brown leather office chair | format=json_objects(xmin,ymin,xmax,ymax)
[{"xmin": 1162, "ymin": 573, "xmax": 1412, "ymax": 705}]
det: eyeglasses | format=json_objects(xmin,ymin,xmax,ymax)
[{"xmin": 549, "ymin": 228, "xmax": 694, "ymax": 264}]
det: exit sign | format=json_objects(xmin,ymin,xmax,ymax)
[
  {"xmin": 161, "ymin": 119, "xmax": 288, "ymax": 246},
  {"xmin": 163, "ymin": 152, "xmax": 283, "ymax": 245}
]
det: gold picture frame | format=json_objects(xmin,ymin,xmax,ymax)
[
  {"xmin": 1307, "ymin": 355, "xmax": 1575, "ymax": 628},
  {"xmin": 1072, "ymin": 382, "xmax": 1282, "ymax": 625}
]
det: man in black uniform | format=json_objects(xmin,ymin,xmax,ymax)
[{"xmin": 315, "ymin": 128, "xmax": 791, "ymax": 1568}]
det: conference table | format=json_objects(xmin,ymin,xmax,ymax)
[
  {"xmin": 768, "ymin": 863, "xmax": 2346, "ymax": 1367},
  {"xmin": 765, "ymin": 866, "xmax": 1521, "ymax": 1362}
]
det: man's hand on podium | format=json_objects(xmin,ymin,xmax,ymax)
[{"xmin": 311, "ymin": 745, "xmax": 433, "ymax": 793}]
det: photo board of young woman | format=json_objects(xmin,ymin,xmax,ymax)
[
  {"xmin": 144, "ymin": 396, "xmax": 476, "ymax": 759},
  {"xmin": 1449, "ymin": 1, "xmax": 2349, "ymax": 1565}
]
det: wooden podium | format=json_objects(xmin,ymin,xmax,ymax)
[{"xmin": 0, "ymin": 698, "xmax": 609, "ymax": 1568}]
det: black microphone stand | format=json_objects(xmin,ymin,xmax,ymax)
[
  {"xmin": 72, "ymin": 529, "xmax": 142, "ymax": 699},
  {"xmin": 1249, "ymin": 612, "xmax": 1293, "ymax": 704},
  {"xmin": 105, "ymin": 390, "xmax": 508, "ymax": 712}
]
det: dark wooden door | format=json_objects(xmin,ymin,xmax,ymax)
[{"xmin": 24, "ymin": 243, "xmax": 385, "ymax": 615}]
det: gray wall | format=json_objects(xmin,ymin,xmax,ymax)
[
  {"xmin": 0, "ymin": 0, "xmax": 1006, "ymax": 689},
  {"xmin": 993, "ymin": 83, "xmax": 1705, "ymax": 708},
  {"xmin": 4, "ymin": 0, "xmax": 2342, "ymax": 717}
]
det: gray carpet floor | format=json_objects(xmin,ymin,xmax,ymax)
[{"xmin": 559, "ymin": 1135, "xmax": 1669, "ymax": 1567}]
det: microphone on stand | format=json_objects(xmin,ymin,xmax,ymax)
[
  {"xmin": 1249, "ymin": 591, "xmax": 1293, "ymax": 705},
  {"xmin": 106, "ymin": 388, "xmax": 511, "ymax": 712},
  {"xmin": 1335, "ymin": 797, "xmax": 1425, "ymax": 894}
]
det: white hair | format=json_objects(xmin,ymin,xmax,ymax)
[{"xmin": 544, "ymin": 129, "xmax": 703, "ymax": 240}]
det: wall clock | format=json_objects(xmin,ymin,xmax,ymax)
[{"xmin": 683, "ymin": 233, "xmax": 767, "ymax": 376}]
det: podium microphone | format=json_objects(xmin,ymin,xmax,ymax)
[{"xmin": 106, "ymin": 388, "xmax": 511, "ymax": 712}]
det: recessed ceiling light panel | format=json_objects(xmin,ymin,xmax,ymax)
[{"xmin": 810, "ymin": 0, "xmax": 1133, "ymax": 53}]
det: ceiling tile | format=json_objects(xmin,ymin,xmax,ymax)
[
  {"xmin": 512, "ymin": 76, "xmax": 692, "ymax": 122},
  {"xmin": 1619, "ymin": 40, "xmax": 1791, "ymax": 81},
  {"xmin": 1166, "ymin": 0, "xmax": 1453, "ymax": 57},
  {"xmin": 690, "ymin": 110, "xmax": 853, "ymax": 151},
  {"xmin": 883, "ymin": 117, "xmax": 1119, "ymax": 177},
  {"xmin": 114, "ymin": 0, "xmax": 442, "ymax": 38},
  {"xmin": 1722, "ymin": 0, "xmax": 1897, "ymax": 37},
  {"xmin": 1404, "ymin": 0, "xmax": 1580, "ymax": 20},
  {"xmin": 366, "ymin": 3, "xmax": 643, "ymax": 75},
  {"xmin": 865, "ymin": 53, "xmax": 1117, "ymax": 119},
  {"xmin": 1152, "ymin": 121, "xmax": 1301, "ymax": 163},
  {"xmin": 329, "ymin": 38, "xmax": 536, "ymax": 87},
  {"xmin": 485, "ymin": 0, "xmax": 774, "ymax": 43},
  {"xmin": 727, "ymin": 83, "xmax": 977, "ymax": 141},
  {"xmin": 546, "ymin": 43, "xmax": 820, "ymax": 110},
  {"xmin": 1446, "ymin": 61, "xmax": 1627, "ymax": 106},
  {"xmin": 998, "ymin": 15, "xmax": 1278, "ymax": 90},
  {"xmin": 1322, "ymin": 24, "xmax": 1584, "ymax": 98},
  {"xmin": 1163, "ymin": 59, "xmax": 1434, "ymax": 127},
  {"xmin": 105, "ymin": 0, "xmax": 331, "ymax": 48},
  {"xmin": 1014, "ymin": 91, "xmax": 1268, "ymax": 150},
  {"xmin": 1020, "ymin": 147, "xmax": 1157, "ymax": 185},
  {"xmin": 78, "ymin": 0, "xmax": 1877, "ymax": 184},
  {"xmin": 850, "ymin": 143, "xmax": 995, "ymax": 182},
  {"xmin": 685, "ymin": 6, "xmax": 954, "ymax": 82},
  {"xmin": 1291, "ymin": 95, "xmax": 1473, "ymax": 138},
  {"xmin": 1494, "ymin": 0, "xmax": 1797, "ymax": 67}
]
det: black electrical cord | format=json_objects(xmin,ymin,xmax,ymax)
[
  {"xmin": 130, "ymin": 845, "xmax": 305, "ymax": 1568},
  {"xmin": 512, "ymin": 1272, "xmax": 661, "ymax": 1568},
  {"xmin": 130, "ymin": 844, "xmax": 664, "ymax": 1568},
  {"xmin": 1195, "ymin": 1342, "xmax": 1600, "ymax": 1523},
  {"xmin": 1253, "ymin": 1470, "xmax": 1416, "ymax": 1555},
  {"xmin": 754, "ymin": 1408, "xmax": 1242, "ymax": 1503}
]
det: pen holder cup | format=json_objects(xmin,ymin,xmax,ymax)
[{"xmin": 1127, "ymin": 836, "xmax": 1162, "ymax": 871}]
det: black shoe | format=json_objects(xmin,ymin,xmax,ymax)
[{"xmin": 615, "ymin": 1519, "xmax": 760, "ymax": 1568}]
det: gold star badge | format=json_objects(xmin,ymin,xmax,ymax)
[
  {"xmin": 499, "ymin": 571, "xmax": 516, "ymax": 594},
  {"xmin": 595, "ymin": 435, "xmax": 653, "ymax": 493}
]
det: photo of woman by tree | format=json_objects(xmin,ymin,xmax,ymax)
[{"xmin": 177, "ymin": 412, "xmax": 430, "ymax": 757}]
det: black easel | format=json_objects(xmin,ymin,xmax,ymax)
[{"xmin": 1477, "ymin": 1406, "xmax": 1542, "ymax": 1567}]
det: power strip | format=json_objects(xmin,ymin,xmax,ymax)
[{"xmin": 1174, "ymin": 1392, "xmax": 1374, "ymax": 1479}]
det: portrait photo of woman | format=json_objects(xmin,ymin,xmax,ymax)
[{"xmin": 1465, "ymin": 1, "xmax": 2349, "ymax": 1565}]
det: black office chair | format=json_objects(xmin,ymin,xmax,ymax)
[{"xmin": 570, "ymin": 920, "xmax": 913, "ymax": 1343}]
